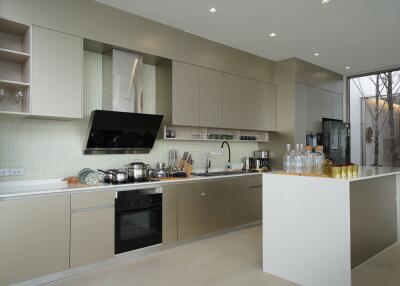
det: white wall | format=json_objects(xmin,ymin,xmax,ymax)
[{"xmin": 0, "ymin": 51, "xmax": 257, "ymax": 182}]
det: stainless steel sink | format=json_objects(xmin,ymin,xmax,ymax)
[{"xmin": 192, "ymin": 170, "xmax": 250, "ymax": 177}]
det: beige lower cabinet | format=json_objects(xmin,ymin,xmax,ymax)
[
  {"xmin": 70, "ymin": 192, "xmax": 115, "ymax": 268},
  {"xmin": 174, "ymin": 176, "xmax": 261, "ymax": 241},
  {"xmin": 162, "ymin": 185, "xmax": 178, "ymax": 244},
  {"xmin": 0, "ymin": 195, "xmax": 70, "ymax": 286},
  {"xmin": 177, "ymin": 183, "xmax": 208, "ymax": 240},
  {"xmin": 249, "ymin": 186, "xmax": 262, "ymax": 221},
  {"xmin": 248, "ymin": 176, "xmax": 262, "ymax": 221},
  {"xmin": 229, "ymin": 177, "xmax": 251, "ymax": 226},
  {"xmin": 203, "ymin": 180, "xmax": 231, "ymax": 233}
]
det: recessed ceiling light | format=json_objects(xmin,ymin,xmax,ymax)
[
  {"xmin": 345, "ymin": 66, "xmax": 351, "ymax": 70},
  {"xmin": 269, "ymin": 32, "xmax": 277, "ymax": 37},
  {"xmin": 209, "ymin": 7, "xmax": 217, "ymax": 13},
  {"xmin": 314, "ymin": 52, "xmax": 320, "ymax": 56},
  {"xmin": 321, "ymin": 0, "xmax": 330, "ymax": 3}
]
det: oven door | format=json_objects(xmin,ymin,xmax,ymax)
[{"xmin": 115, "ymin": 204, "xmax": 162, "ymax": 254}]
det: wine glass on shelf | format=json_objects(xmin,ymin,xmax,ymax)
[
  {"xmin": 0, "ymin": 86, "xmax": 7, "ymax": 110},
  {"xmin": 14, "ymin": 88, "xmax": 24, "ymax": 112}
]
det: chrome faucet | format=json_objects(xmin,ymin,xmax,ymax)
[
  {"xmin": 205, "ymin": 141, "xmax": 232, "ymax": 173},
  {"xmin": 221, "ymin": 141, "xmax": 232, "ymax": 169}
]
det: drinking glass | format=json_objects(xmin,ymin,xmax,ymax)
[
  {"xmin": 14, "ymin": 89, "xmax": 24, "ymax": 112},
  {"xmin": 0, "ymin": 86, "xmax": 7, "ymax": 109}
]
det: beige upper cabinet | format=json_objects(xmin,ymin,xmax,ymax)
[
  {"xmin": 0, "ymin": 195, "xmax": 70, "ymax": 286},
  {"xmin": 244, "ymin": 79, "xmax": 276, "ymax": 131},
  {"xmin": 307, "ymin": 86, "xmax": 323, "ymax": 132},
  {"xmin": 199, "ymin": 67, "xmax": 223, "ymax": 127},
  {"xmin": 31, "ymin": 26, "xmax": 83, "ymax": 118},
  {"xmin": 172, "ymin": 61, "xmax": 200, "ymax": 126},
  {"xmin": 222, "ymin": 73, "xmax": 245, "ymax": 129},
  {"xmin": 332, "ymin": 93, "xmax": 343, "ymax": 120}
]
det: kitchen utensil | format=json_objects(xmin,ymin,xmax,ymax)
[
  {"xmin": 168, "ymin": 150, "xmax": 178, "ymax": 169},
  {"xmin": 78, "ymin": 168, "xmax": 99, "ymax": 185},
  {"xmin": 243, "ymin": 157, "xmax": 250, "ymax": 171},
  {"xmin": 155, "ymin": 168, "xmax": 167, "ymax": 178},
  {"xmin": 170, "ymin": 171, "xmax": 187, "ymax": 178},
  {"xmin": 156, "ymin": 162, "xmax": 166, "ymax": 170},
  {"xmin": 166, "ymin": 129, "xmax": 176, "ymax": 138},
  {"xmin": 179, "ymin": 152, "xmax": 188, "ymax": 170},
  {"xmin": 254, "ymin": 150, "xmax": 270, "ymax": 159},
  {"xmin": 126, "ymin": 162, "xmax": 148, "ymax": 182}
]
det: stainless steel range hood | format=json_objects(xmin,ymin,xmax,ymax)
[{"xmin": 84, "ymin": 50, "xmax": 163, "ymax": 154}]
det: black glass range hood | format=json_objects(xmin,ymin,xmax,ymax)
[{"xmin": 84, "ymin": 110, "xmax": 163, "ymax": 155}]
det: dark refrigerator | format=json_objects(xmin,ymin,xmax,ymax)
[{"xmin": 322, "ymin": 118, "xmax": 351, "ymax": 165}]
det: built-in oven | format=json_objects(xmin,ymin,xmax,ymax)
[{"xmin": 115, "ymin": 188, "xmax": 162, "ymax": 254}]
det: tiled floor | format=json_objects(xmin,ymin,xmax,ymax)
[
  {"xmin": 46, "ymin": 226, "xmax": 297, "ymax": 286},
  {"xmin": 45, "ymin": 225, "xmax": 400, "ymax": 286},
  {"xmin": 352, "ymin": 242, "xmax": 400, "ymax": 286}
]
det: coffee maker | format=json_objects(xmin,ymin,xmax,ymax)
[{"xmin": 252, "ymin": 150, "xmax": 271, "ymax": 171}]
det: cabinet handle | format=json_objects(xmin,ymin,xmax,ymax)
[
  {"xmin": 200, "ymin": 192, "xmax": 206, "ymax": 196},
  {"xmin": 249, "ymin": 185, "xmax": 262, "ymax": 189}
]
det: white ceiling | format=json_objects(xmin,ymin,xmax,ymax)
[{"xmin": 96, "ymin": 0, "xmax": 400, "ymax": 75}]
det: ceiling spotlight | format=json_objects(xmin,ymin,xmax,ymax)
[
  {"xmin": 269, "ymin": 32, "xmax": 277, "ymax": 37},
  {"xmin": 209, "ymin": 7, "xmax": 217, "ymax": 13},
  {"xmin": 314, "ymin": 52, "xmax": 320, "ymax": 56},
  {"xmin": 345, "ymin": 66, "xmax": 351, "ymax": 70},
  {"xmin": 321, "ymin": 0, "xmax": 330, "ymax": 3}
]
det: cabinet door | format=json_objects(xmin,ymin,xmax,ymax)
[
  {"xmin": 204, "ymin": 180, "xmax": 231, "ymax": 233},
  {"xmin": 32, "ymin": 26, "xmax": 83, "ymax": 118},
  {"xmin": 229, "ymin": 177, "xmax": 251, "ymax": 226},
  {"xmin": 307, "ymin": 86, "xmax": 323, "ymax": 132},
  {"xmin": 199, "ymin": 67, "xmax": 223, "ymax": 127},
  {"xmin": 332, "ymin": 93, "xmax": 343, "ymax": 120},
  {"xmin": 222, "ymin": 73, "xmax": 245, "ymax": 129},
  {"xmin": 322, "ymin": 90, "xmax": 333, "ymax": 119},
  {"xmin": 172, "ymin": 61, "xmax": 199, "ymax": 126},
  {"xmin": 162, "ymin": 185, "xmax": 178, "ymax": 244},
  {"xmin": 70, "ymin": 207, "xmax": 114, "ymax": 268},
  {"xmin": 244, "ymin": 79, "xmax": 276, "ymax": 131},
  {"xmin": 248, "ymin": 175, "xmax": 262, "ymax": 222},
  {"xmin": 178, "ymin": 184, "xmax": 207, "ymax": 240},
  {"xmin": 249, "ymin": 186, "xmax": 262, "ymax": 222},
  {"xmin": 295, "ymin": 83, "xmax": 309, "ymax": 145},
  {"xmin": 0, "ymin": 195, "xmax": 70, "ymax": 286}
]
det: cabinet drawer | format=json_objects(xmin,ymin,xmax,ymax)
[{"xmin": 71, "ymin": 191, "xmax": 115, "ymax": 211}]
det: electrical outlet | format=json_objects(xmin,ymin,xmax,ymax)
[{"xmin": 0, "ymin": 168, "xmax": 24, "ymax": 176}]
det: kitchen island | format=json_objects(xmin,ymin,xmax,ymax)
[{"xmin": 262, "ymin": 167, "xmax": 400, "ymax": 286}]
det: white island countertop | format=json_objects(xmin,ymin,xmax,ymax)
[
  {"xmin": 0, "ymin": 171, "xmax": 261, "ymax": 200},
  {"xmin": 268, "ymin": 166, "xmax": 400, "ymax": 182},
  {"xmin": 262, "ymin": 166, "xmax": 400, "ymax": 286},
  {"xmin": 348, "ymin": 166, "xmax": 400, "ymax": 181}
]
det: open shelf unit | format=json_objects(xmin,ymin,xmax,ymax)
[
  {"xmin": 0, "ymin": 17, "xmax": 31, "ymax": 114},
  {"xmin": 163, "ymin": 125, "xmax": 269, "ymax": 143}
]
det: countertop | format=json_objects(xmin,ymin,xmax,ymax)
[
  {"xmin": 266, "ymin": 166, "xmax": 400, "ymax": 182},
  {"xmin": 0, "ymin": 171, "xmax": 262, "ymax": 200}
]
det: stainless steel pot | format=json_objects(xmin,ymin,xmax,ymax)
[
  {"xmin": 126, "ymin": 162, "xmax": 148, "ymax": 182},
  {"xmin": 98, "ymin": 169, "xmax": 127, "ymax": 184}
]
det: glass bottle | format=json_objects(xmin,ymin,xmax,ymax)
[
  {"xmin": 283, "ymin": 144, "xmax": 292, "ymax": 173},
  {"xmin": 304, "ymin": 146, "xmax": 314, "ymax": 173},
  {"xmin": 314, "ymin": 145, "xmax": 325, "ymax": 175},
  {"xmin": 295, "ymin": 144, "xmax": 302, "ymax": 173}
]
